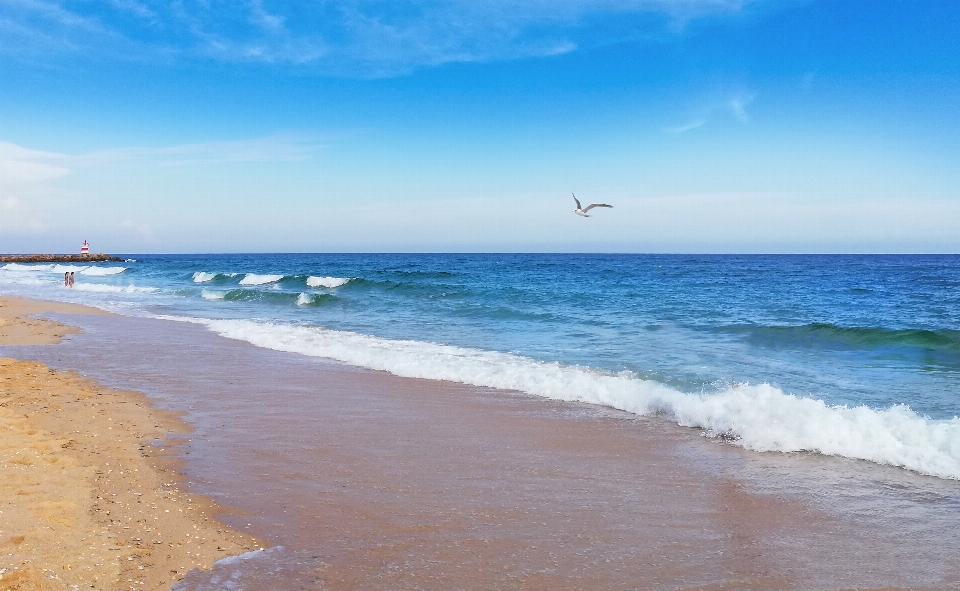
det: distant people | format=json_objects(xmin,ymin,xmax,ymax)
[
  {"xmin": 69, "ymin": 271, "xmax": 75, "ymax": 288},
  {"xmin": 64, "ymin": 271, "xmax": 69, "ymax": 287}
]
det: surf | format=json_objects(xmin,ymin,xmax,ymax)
[{"xmin": 162, "ymin": 316, "xmax": 960, "ymax": 481}]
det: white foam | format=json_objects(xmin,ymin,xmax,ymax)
[
  {"xmin": 193, "ymin": 271, "xmax": 218, "ymax": 283},
  {"xmin": 306, "ymin": 276, "xmax": 349, "ymax": 288},
  {"xmin": 0, "ymin": 277, "xmax": 49, "ymax": 286},
  {"xmin": 79, "ymin": 266, "xmax": 126, "ymax": 276},
  {"xmin": 1, "ymin": 263, "xmax": 55, "ymax": 272},
  {"xmin": 170, "ymin": 547, "xmax": 284, "ymax": 591},
  {"xmin": 0, "ymin": 263, "xmax": 122, "ymax": 275},
  {"xmin": 201, "ymin": 289, "xmax": 227, "ymax": 300},
  {"xmin": 72, "ymin": 283, "xmax": 157, "ymax": 294},
  {"xmin": 172, "ymin": 317, "xmax": 960, "ymax": 481},
  {"xmin": 296, "ymin": 293, "xmax": 312, "ymax": 306},
  {"xmin": 239, "ymin": 273, "xmax": 284, "ymax": 286},
  {"xmin": 51, "ymin": 264, "xmax": 90, "ymax": 273}
]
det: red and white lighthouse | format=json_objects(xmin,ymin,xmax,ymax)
[{"xmin": 80, "ymin": 240, "xmax": 89, "ymax": 255}]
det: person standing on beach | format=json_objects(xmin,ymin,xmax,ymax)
[
  {"xmin": 64, "ymin": 272, "xmax": 69, "ymax": 287},
  {"xmin": 69, "ymin": 271, "xmax": 75, "ymax": 288}
]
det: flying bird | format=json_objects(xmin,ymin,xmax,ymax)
[{"xmin": 572, "ymin": 194, "xmax": 613, "ymax": 217}]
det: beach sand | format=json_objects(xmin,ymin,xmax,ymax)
[{"xmin": 0, "ymin": 297, "xmax": 261, "ymax": 590}]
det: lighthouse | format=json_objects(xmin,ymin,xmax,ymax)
[{"xmin": 80, "ymin": 240, "xmax": 89, "ymax": 256}]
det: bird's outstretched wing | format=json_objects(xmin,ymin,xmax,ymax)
[
  {"xmin": 572, "ymin": 193, "xmax": 582, "ymax": 209},
  {"xmin": 582, "ymin": 203, "xmax": 613, "ymax": 212}
]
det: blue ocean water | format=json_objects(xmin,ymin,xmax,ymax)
[{"xmin": 3, "ymin": 254, "xmax": 959, "ymax": 478}]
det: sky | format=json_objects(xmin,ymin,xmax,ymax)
[{"xmin": 0, "ymin": 0, "xmax": 958, "ymax": 253}]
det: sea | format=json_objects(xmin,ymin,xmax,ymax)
[{"xmin": 2, "ymin": 253, "xmax": 959, "ymax": 481}]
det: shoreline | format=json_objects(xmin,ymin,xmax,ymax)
[
  {"xmin": 0, "ymin": 297, "xmax": 262, "ymax": 590},
  {"xmin": 2, "ymin": 295, "xmax": 959, "ymax": 589}
]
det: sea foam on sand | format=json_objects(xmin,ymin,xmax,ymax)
[{"xmin": 160, "ymin": 316, "xmax": 960, "ymax": 481}]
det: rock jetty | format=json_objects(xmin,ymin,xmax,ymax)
[{"xmin": 0, "ymin": 254, "xmax": 124, "ymax": 263}]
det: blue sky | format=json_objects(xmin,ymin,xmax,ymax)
[{"xmin": 1, "ymin": 0, "xmax": 958, "ymax": 253}]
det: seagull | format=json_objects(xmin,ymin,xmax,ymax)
[{"xmin": 572, "ymin": 193, "xmax": 613, "ymax": 217}]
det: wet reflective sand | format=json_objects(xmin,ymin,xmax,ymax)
[{"xmin": 6, "ymin": 313, "xmax": 960, "ymax": 590}]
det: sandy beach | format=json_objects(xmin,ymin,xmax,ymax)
[{"xmin": 0, "ymin": 297, "xmax": 261, "ymax": 590}]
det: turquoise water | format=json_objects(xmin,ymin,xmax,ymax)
[{"xmin": 3, "ymin": 254, "xmax": 959, "ymax": 478}]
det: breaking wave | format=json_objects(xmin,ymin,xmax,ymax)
[
  {"xmin": 295, "ymin": 293, "xmax": 337, "ymax": 306},
  {"xmin": 192, "ymin": 271, "xmax": 238, "ymax": 283},
  {"xmin": 239, "ymin": 274, "xmax": 284, "ymax": 286},
  {"xmin": 77, "ymin": 266, "xmax": 127, "ymax": 276},
  {"xmin": 1, "ymin": 263, "xmax": 54, "ymax": 272},
  {"xmin": 72, "ymin": 283, "xmax": 157, "ymax": 294},
  {"xmin": 162, "ymin": 317, "xmax": 960, "ymax": 481},
  {"xmin": 191, "ymin": 272, "xmax": 350, "ymax": 289},
  {"xmin": 193, "ymin": 272, "xmax": 218, "ymax": 283},
  {"xmin": 0, "ymin": 263, "xmax": 126, "ymax": 276},
  {"xmin": 306, "ymin": 276, "xmax": 350, "ymax": 289}
]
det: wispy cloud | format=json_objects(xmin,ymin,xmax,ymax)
[
  {"xmin": 665, "ymin": 90, "xmax": 756, "ymax": 133},
  {"xmin": 728, "ymin": 92, "xmax": 754, "ymax": 122},
  {"xmin": 0, "ymin": 142, "xmax": 71, "ymax": 187},
  {"xmin": 665, "ymin": 118, "xmax": 707, "ymax": 134},
  {"xmin": 0, "ymin": 133, "xmax": 326, "ymax": 238},
  {"xmin": 81, "ymin": 132, "xmax": 325, "ymax": 166},
  {"xmin": 2, "ymin": 133, "xmax": 322, "ymax": 177},
  {"xmin": 121, "ymin": 219, "xmax": 155, "ymax": 242},
  {"xmin": 0, "ymin": 141, "xmax": 73, "ymax": 234},
  {"xmin": 0, "ymin": 0, "xmax": 786, "ymax": 76}
]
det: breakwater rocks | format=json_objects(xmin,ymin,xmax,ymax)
[{"xmin": 0, "ymin": 254, "xmax": 124, "ymax": 263}]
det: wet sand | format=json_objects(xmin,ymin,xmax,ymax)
[
  {"xmin": 0, "ymin": 298, "xmax": 261, "ymax": 590},
  {"xmin": 4, "ymin": 306, "xmax": 958, "ymax": 590},
  {"xmin": 0, "ymin": 297, "xmax": 93, "ymax": 346}
]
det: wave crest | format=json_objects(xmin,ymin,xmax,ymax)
[
  {"xmin": 78, "ymin": 266, "xmax": 127, "ymax": 276},
  {"xmin": 1, "ymin": 263, "xmax": 54, "ymax": 272},
  {"xmin": 296, "ymin": 293, "xmax": 337, "ymax": 306},
  {"xmin": 306, "ymin": 276, "xmax": 349, "ymax": 289},
  {"xmin": 731, "ymin": 323, "xmax": 960, "ymax": 353},
  {"xmin": 73, "ymin": 283, "xmax": 156, "ymax": 293},
  {"xmin": 193, "ymin": 272, "xmax": 218, "ymax": 283},
  {"xmin": 1, "ymin": 263, "xmax": 126, "ymax": 276},
  {"xmin": 239, "ymin": 273, "xmax": 284, "ymax": 286}
]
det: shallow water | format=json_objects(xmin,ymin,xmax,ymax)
[
  {"xmin": 5, "ymin": 313, "xmax": 959, "ymax": 589},
  {"xmin": 3, "ymin": 254, "xmax": 960, "ymax": 480}
]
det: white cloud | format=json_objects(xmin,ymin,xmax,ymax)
[
  {"xmin": 0, "ymin": 134, "xmax": 324, "ymax": 241},
  {"xmin": 728, "ymin": 92, "xmax": 754, "ymax": 122},
  {"xmin": 0, "ymin": 142, "xmax": 74, "ymax": 236},
  {"xmin": 105, "ymin": 0, "xmax": 157, "ymax": 21},
  {"xmin": 665, "ymin": 90, "xmax": 755, "ymax": 133},
  {"xmin": 0, "ymin": 141, "xmax": 71, "ymax": 186},
  {"xmin": 74, "ymin": 132, "xmax": 325, "ymax": 167},
  {"xmin": 121, "ymin": 219, "xmax": 155, "ymax": 242},
  {"xmin": 665, "ymin": 118, "xmax": 707, "ymax": 134},
  {"xmin": 0, "ymin": 0, "xmax": 785, "ymax": 75},
  {"xmin": 248, "ymin": 0, "xmax": 285, "ymax": 33}
]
